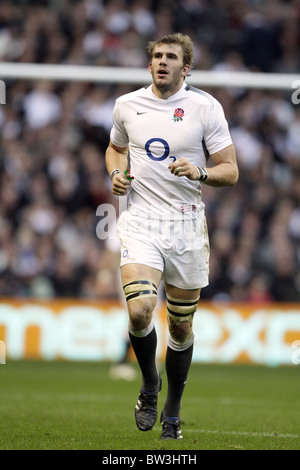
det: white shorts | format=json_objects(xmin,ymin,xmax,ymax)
[{"xmin": 117, "ymin": 207, "xmax": 210, "ymax": 289}]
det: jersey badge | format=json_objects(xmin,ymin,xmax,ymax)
[{"xmin": 172, "ymin": 108, "xmax": 184, "ymax": 122}]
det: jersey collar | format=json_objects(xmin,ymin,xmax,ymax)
[{"xmin": 148, "ymin": 82, "xmax": 187, "ymax": 102}]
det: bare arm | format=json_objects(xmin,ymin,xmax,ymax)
[
  {"xmin": 105, "ymin": 141, "xmax": 132, "ymax": 196},
  {"xmin": 168, "ymin": 144, "xmax": 239, "ymax": 187},
  {"xmin": 203, "ymin": 144, "xmax": 238, "ymax": 187}
]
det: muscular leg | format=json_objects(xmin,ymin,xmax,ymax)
[
  {"xmin": 162, "ymin": 283, "xmax": 201, "ymax": 419},
  {"xmin": 121, "ymin": 263, "xmax": 162, "ymax": 392}
]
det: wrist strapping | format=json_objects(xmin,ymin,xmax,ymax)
[
  {"xmin": 110, "ymin": 169, "xmax": 121, "ymax": 180},
  {"xmin": 197, "ymin": 166, "xmax": 208, "ymax": 182}
]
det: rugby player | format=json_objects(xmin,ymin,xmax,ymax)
[{"xmin": 105, "ymin": 33, "xmax": 238, "ymax": 439}]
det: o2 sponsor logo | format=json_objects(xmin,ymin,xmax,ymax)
[{"xmin": 145, "ymin": 138, "xmax": 176, "ymax": 163}]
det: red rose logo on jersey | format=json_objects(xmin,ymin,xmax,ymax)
[{"xmin": 172, "ymin": 108, "xmax": 184, "ymax": 122}]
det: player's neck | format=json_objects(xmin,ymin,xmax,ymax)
[{"xmin": 151, "ymin": 80, "xmax": 184, "ymax": 100}]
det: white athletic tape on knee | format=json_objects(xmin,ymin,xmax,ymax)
[
  {"xmin": 128, "ymin": 319, "xmax": 154, "ymax": 338},
  {"xmin": 166, "ymin": 295, "xmax": 198, "ymax": 318},
  {"xmin": 168, "ymin": 332, "xmax": 194, "ymax": 351},
  {"xmin": 123, "ymin": 280, "xmax": 157, "ymax": 302},
  {"xmin": 166, "ymin": 295, "xmax": 198, "ymax": 350}
]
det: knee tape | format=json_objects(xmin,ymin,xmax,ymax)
[
  {"xmin": 123, "ymin": 280, "xmax": 157, "ymax": 302},
  {"xmin": 166, "ymin": 295, "xmax": 199, "ymax": 350}
]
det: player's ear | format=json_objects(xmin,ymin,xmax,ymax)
[
  {"xmin": 148, "ymin": 62, "xmax": 153, "ymax": 74},
  {"xmin": 182, "ymin": 64, "xmax": 190, "ymax": 78}
]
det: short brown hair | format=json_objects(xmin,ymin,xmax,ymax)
[{"xmin": 147, "ymin": 33, "xmax": 194, "ymax": 68}]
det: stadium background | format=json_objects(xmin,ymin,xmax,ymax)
[{"xmin": 0, "ymin": 0, "xmax": 300, "ymax": 366}]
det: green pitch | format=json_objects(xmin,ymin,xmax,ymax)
[{"xmin": 0, "ymin": 360, "xmax": 299, "ymax": 450}]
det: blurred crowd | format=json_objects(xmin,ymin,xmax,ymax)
[{"xmin": 0, "ymin": 0, "xmax": 300, "ymax": 302}]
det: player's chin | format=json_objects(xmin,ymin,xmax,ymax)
[{"xmin": 154, "ymin": 76, "xmax": 171, "ymax": 88}]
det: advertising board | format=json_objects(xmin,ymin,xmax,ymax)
[{"xmin": 0, "ymin": 299, "xmax": 299, "ymax": 366}]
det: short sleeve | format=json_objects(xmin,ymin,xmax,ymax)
[
  {"xmin": 204, "ymin": 101, "xmax": 232, "ymax": 155},
  {"xmin": 110, "ymin": 101, "xmax": 129, "ymax": 148}
]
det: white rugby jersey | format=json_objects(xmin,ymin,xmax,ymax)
[{"xmin": 110, "ymin": 82, "xmax": 232, "ymax": 219}]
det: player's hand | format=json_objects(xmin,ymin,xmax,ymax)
[
  {"xmin": 111, "ymin": 171, "xmax": 133, "ymax": 196},
  {"xmin": 168, "ymin": 158, "xmax": 200, "ymax": 181}
]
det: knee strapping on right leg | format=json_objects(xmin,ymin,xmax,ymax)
[{"xmin": 166, "ymin": 295, "xmax": 199, "ymax": 351}]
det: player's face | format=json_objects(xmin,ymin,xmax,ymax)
[{"xmin": 149, "ymin": 44, "xmax": 190, "ymax": 98}]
